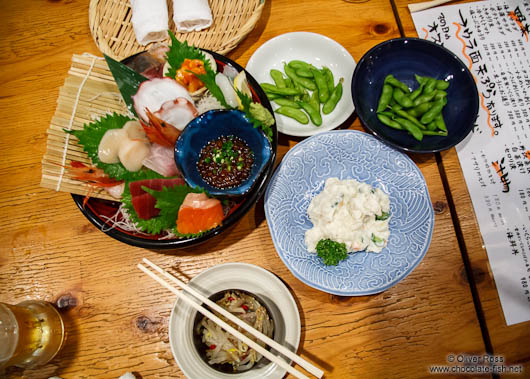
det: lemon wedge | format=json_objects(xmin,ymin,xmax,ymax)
[{"xmin": 233, "ymin": 71, "xmax": 252, "ymax": 109}]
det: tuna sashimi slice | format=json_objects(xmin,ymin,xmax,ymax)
[
  {"xmin": 129, "ymin": 178, "xmax": 185, "ymax": 220},
  {"xmin": 176, "ymin": 193, "xmax": 224, "ymax": 234}
]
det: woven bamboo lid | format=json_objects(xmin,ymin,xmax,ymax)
[{"xmin": 89, "ymin": 0, "xmax": 265, "ymax": 60}]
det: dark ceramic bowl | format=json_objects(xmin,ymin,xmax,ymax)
[
  {"xmin": 351, "ymin": 38, "xmax": 479, "ymax": 153},
  {"xmin": 192, "ymin": 289, "xmax": 276, "ymax": 374},
  {"xmin": 72, "ymin": 49, "xmax": 277, "ymax": 249},
  {"xmin": 175, "ymin": 109, "xmax": 272, "ymax": 197}
]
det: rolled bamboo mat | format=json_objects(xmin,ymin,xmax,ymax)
[
  {"xmin": 40, "ymin": 54, "xmax": 127, "ymax": 201},
  {"xmin": 89, "ymin": 0, "xmax": 265, "ymax": 60}
]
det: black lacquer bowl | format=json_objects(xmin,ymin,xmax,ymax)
[{"xmin": 72, "ymin": 50, "xmax": 277, "ymax": 249}]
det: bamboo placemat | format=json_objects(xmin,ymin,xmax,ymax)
[
  {"xmin": 89, "ymin": 0, "xmax": 265, "ymax": 60},
  {"xmin": 40, "ymin": 54, "xmax": 128, "ymax": 201}
]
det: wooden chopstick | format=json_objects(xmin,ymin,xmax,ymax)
[
  {"xmin": 138, "ymin": 261, "xmax": 323, "ymax": 379},
  {"xmin": 408, "ymin": 0, "xmax": 456, "ymax": 12}
]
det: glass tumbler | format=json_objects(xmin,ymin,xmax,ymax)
[{"xmin": 0, "ymin": 300, "xmax": 65, "ymax": 369}]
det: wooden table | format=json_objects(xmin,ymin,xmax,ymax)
[{"xmin": 0, "ymin": 0, "xmax": 526, "ymax": 378}]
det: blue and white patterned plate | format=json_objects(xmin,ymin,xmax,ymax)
[{"xmin": 264, "ymin": 130, "xmax": 434, "ymax": 296}]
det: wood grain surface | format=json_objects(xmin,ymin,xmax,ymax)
[
  {"xmin": 398, "ymin": 0, "xmax": 530, "ymax": 375},
  {"xmin": 0, "ymin": 0, "xmax": 497, "ymax": 378}
]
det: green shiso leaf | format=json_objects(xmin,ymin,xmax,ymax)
[
  {"xmin": 165, "ymin": 31, "xmax": 209, "ymax": 79},
  {"xmin": 68, "ymin": 113, "xmax": 162, "ymax": 181},
  {"xmin": 195, "ymin": 71, "xmax": 230, "ymax": 108},
  {"xmin": 104, "ymin": 54, "xmax": 148, "ymax": 117},
  {"xmin": 165, "ymin": 30, "xmax": 229, "ymax": 108}
]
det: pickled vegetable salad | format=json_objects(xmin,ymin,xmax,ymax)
[
  {"xmin": 197, "ymin": 291, "xmax": 274, "ymax": 371},
  {"xmin": 68, "ymin": 31, "xmax": 274, "ymax": 238}
]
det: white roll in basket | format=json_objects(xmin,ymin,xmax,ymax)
[
  {"xmin": 130, "ymin": 0, "xmax": 169, "ymax": 45},
  {"xmin": 173, "ymin": 0, "xmax": 213, "ymax": 32}
]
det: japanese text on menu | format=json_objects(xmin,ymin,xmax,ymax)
[{"xmin": 412, "ymin": 0, "xmax": 529, "ymax": 325}]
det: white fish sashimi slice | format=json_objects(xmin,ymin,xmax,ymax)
[
  {"xmin": 132, "ymin": 78, "xmax": 193, "ymax": 122},
  {"xmin": 154, "ymin": 98, "xmax": 198, "ymax": 131},
  {"xmin": 142, "ymin": 143, "xmax": 181, "ymax": 177},
  {"xmin": 105, "ymin": 182, "xmax": 125, "ymax": 199}
]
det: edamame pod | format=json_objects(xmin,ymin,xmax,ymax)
[
  {"xmin": 287, "ymin": 60, "xmax": 313, "ymax": 70},
  {"xmin": 298, "ymin": 101, "xmax": 322, "ymax": 126},
  {"xmin": 420, "ymin": 98, "xmax": 445, "ymax": 124},
  {"xmin": 377, "ymin": 84, "xmax": 393, "ymax": 112},
  {"xmin": 394, "ymin": 109, "xmax": 426, "ymax": 130},
  {"xmin": 322, "ymin": 66, "xmax": 335, "ymax": 93},
  {"xmin": 412, "ymin": 90, "xmax": 437, "ymax": 106},
  {"xmin": 435, "ymin": 113, "xmax": 447, "ymax": 132},
  {"xmin": 409, "ymin": 83, "xmax": 425, "ymax": 101},
  {"xmin": 377, "ymin": 110, "xmax": 395, "ymax": 118},
  {"xmin": 310, "ymin": 67, "xmax": 329, "ymax": 103},
  {"xmin": 261, "ymin": 83, "xmax": 304, "ymax": 96},
  {"xmin": 323, "ymin": 78, "xmax": 343, "ymax": 114},
  {"xmin": 309, "ymin": 89, "xmax": 320, "ymax": 112},
  {"xmin": 426, "ymin": 121, "xmax": 437, "ymax": 131},
  {"xmin": 384, "ymin": 74, "xmax": 410, "ymax": 93},
  {"xmin": 295, "ymin": 68, "xmax": 313, "ymax": 78},
  {"xmin": 270, "ymin": 69, "xmax": 286, "ymax": 88},
  {"xmin": 377, "ymin": 113, "xmax": 403, "ymax": 130},
  {"xmin": 275, "ymin": 106, "xmax": 309, "ymax": 124},
  {"xmin": 435, "ymin": 80, "xmax": 450, "ymax": 90},
  {"xmin": 394, "ymin": 117, "xmax": 424, "ymax": 141},
  {"xmin": 392, "ymin": 88, "xmax": 414, "ymax": 108},
  {"xmin": 408, "ymin": 101, "xmax": 433, "ymax": 117},
  {"xmin": 284, "ymin": 63, "xmax": 317, "ymax": 91},
  {"xmin": 273, "ymin": 98, "xmax": 302, "ymax": 108},
  {"xmin": 423, "ymin": 78, "xmax": 437, "ymax": 94},
  {"xmin": 434, "ymin": 90, "xmax": 447, "ymax": 100}
]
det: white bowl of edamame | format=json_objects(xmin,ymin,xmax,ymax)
[{"xmin": 247, "ymin": 32, "xmax": 356, "ymax": 137}]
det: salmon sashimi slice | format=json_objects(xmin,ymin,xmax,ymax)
[{"xmin": 177, "ymin": 193, "xmax": 224, "ymax": 234}]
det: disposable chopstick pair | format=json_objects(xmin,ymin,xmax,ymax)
[
  {"xmin": 408, "ymin": 0, "xmax": 455, "ymax": 12},
  {"xmin": 138, "ymin": 258, "xmax": 324, "ymax": 379}
]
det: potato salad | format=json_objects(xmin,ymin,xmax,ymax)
[{"xmin": 305, "ymin": 177, "xmax": 390, "ymax": 254}]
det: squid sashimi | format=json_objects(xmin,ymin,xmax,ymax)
[
  {"xmin": 130, "ymin": 178, "xmax": 186, "ymax": 220},
  {"xmin": 142, "ymin": 143, "xmax": 181, "ymax": 177},
  {"xmin": 176, "ymin": 193, "xmax": 224, "ymax": 234},
  {"xmin": 132, "ymin": 77, "xmax": 194, "ymax": 122}
]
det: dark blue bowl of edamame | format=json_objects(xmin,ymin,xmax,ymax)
[{"xmin": 351, "ymin": 38, "xmax": 479, "ymax": 153}]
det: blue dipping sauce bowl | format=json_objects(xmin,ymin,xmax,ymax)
[
  {"xmin": 175, "ymin": 109, "xmax": 273, "ymax": 197},
  {"xmin": 351, "ymin": 37, "xmax": 479, "ymax": 153}
]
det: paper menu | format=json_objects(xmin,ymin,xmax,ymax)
[{"xmin": 411, "ymin": 0, "xmax": 530, "ymax": 326}]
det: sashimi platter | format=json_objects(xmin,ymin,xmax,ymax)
[{"xmin": 54, "ymin": 32, "xmax": 277, "ymax": 248}]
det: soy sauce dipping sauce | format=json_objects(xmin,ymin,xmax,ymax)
[{"xmin": 197, "ymin": 135, "xmax": 254, "ymax": 189}]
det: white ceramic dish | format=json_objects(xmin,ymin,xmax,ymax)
[
  {"xmin": 246, "ymin": 32, "xmax": 356, "ymax": 137},
  {"xmin": 168, "ymin": 263, "xmax": 301, "ymax": 378}
]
